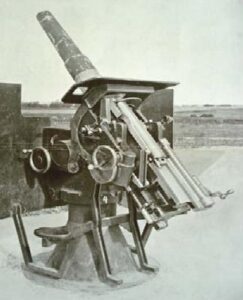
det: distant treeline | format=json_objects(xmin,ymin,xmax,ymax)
[
  {"xmin": 203, "ymin": 104, "xmax": 232, "ymax": 107},
  {"xmin": 22, "ymin": 101, "xmax": 78, "ymax": 109},
  {"xmin": 22, "ymin": 102, "xmax": 233, "ymax": 109},
  {"xmin": 179, "ymin": 104, "xmax": 233, "ymax": 107}
]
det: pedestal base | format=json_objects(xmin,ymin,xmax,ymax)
[{"xmin": 46, "ymin": 225, "xmax": 138, "ymax": 282}]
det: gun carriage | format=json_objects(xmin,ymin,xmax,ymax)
[{"xmin": 12, "ymin": 11, "xmax": 231, "ymax": 286}]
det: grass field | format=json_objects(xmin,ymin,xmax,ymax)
[
  {"xmin": 22, "ymin": 105, "xmax": 243, "ymax": 148},
  {"xmin": 174, "ymin": 105, "xmax": 243, "ymax": 147}
]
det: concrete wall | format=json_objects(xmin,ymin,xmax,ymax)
[{"xmin": 0, "ymin": 82, "xmax": 50, "ymax": 218}]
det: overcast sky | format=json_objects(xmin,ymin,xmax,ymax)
[{"xmin": 0, "ymin": 0, "xmax": 242, "ymax": 104}]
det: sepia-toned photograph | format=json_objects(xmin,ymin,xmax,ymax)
[{"xmin": 0, "ymin": 1, "xmax": 242, "ymax": 299}]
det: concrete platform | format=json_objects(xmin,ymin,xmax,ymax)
[{"xmin": 0, "ymin": 147, "xmax": 242, "ymax": 300}]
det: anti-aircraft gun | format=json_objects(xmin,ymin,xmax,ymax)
[{"xmin": 12, "ymin": 11, "xmax": 232, "ymax": 285}]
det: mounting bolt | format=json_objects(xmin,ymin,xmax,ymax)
[
  {"xmin": 68, "ymin": 162, "xmax": 79, "ymax": 173},
  {"xmin": 102, "ymin": 196, "xmax": 108, "ymax": 204},
  {"xmin": 88, "ymin": 164, "xmax": 94, "ymax": 170}
]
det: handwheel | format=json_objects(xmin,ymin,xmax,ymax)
[
  {"xmin": 29, "ymin": 147, "xmax": 51, "ymax": 174},
  {"xmin": 89, "ymin": 145, "xmax": 119, "ymax": 184}
]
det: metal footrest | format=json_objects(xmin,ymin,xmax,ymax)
[{"xmin": 34, "ymin": 226, "xmax": 72, "ymax": 243}]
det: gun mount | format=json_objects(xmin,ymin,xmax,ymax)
[{"xmin": 12, "ymin": 11, "xmax": 232, "ymax": 286}]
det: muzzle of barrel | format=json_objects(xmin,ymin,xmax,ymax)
[{"xmin": 37, "ymin": 11, "xmax": 100, "ymax": 83}]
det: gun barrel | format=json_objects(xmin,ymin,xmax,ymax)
[{"xmin": 37, "ymin": 11, "xmax": 100, "ymax": 83}]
